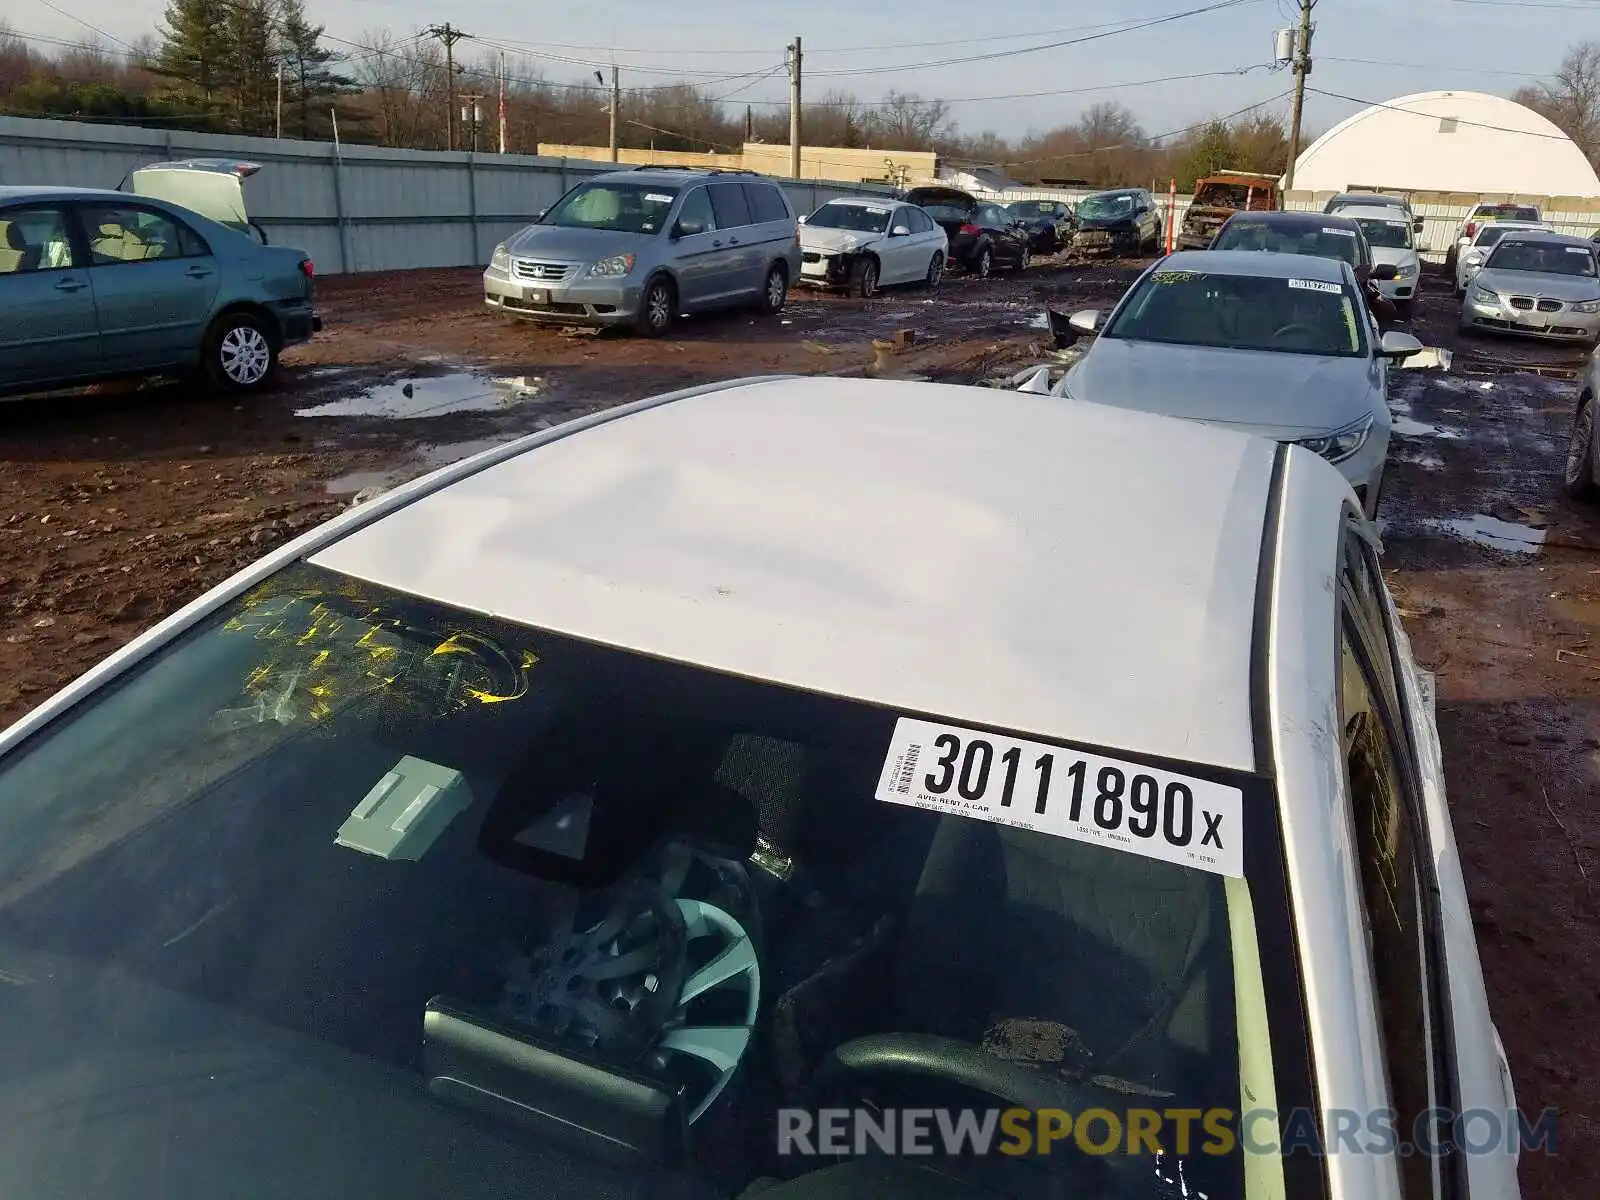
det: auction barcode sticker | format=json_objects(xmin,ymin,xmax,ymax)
[
  {"xmin": 876, "ymin": 717, "xmax": 1243, "ymax": 877},
  {"xmin": 1322, "ymin": 226, "xmax": 1357, "ymax": 237},
  {"xmin": 1288, "ymin": 278, "xmax": 1343, "ymax": 295}
]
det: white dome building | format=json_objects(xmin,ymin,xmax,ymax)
[{"xmin": 1290, "ymin": 90, "xmax": 1600, "ymax": 197}]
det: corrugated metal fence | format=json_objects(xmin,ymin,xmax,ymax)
[{"xmin": 0, "ymin": 115, "xmax": 901, "ymax": 275}]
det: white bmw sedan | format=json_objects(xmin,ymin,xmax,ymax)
[{"xmin": 0, "ymin": 377, "xmax": 1518, "ymax": 1199}]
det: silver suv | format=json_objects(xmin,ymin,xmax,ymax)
[{"xmin": 484, "ymin": 168, "xmax": 801, "ymax": 336}]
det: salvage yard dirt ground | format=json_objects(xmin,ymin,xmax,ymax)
[{"xmin": 2, "ymin": 253, "xmax": 1598, "ymax": 1195}]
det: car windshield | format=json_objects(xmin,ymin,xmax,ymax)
[
  {"xmin": 0, "ymin": 561, "xmax": 1294, "ymax": 1199},
  {"xmin": 1474, "ymin": 225, "xmax": 1524, "ymax": 249},
  {"xmin": 541, "ymin": 182, "xmax": 679, "ymax": 234},
  {"xmin": 920, "ymin": 202, "xmax": 971, "ymax": 223},
  {"xmin": 806, "ymin": 202, "xmax": 893, "ymax": 233},
  {"xmin": 1007, "ymin": 201, "xmax": 1054, "ymax": 218},
  {"xmin": 1193, "ymin": 183, "xmax": 1258, "ymax": 207},
  {"xmin": 1486, "ymin": 240, "xmax": 1598, "ymax": 276},
  {"xmin": 1477, "ymin": 204, "xmax": 1539, "ymax": 222},
  {"xmin": 1077, "ymin": 192, "xmax": 1137, "ymax": 219},
  {"xmin": 1210, "ymin": 221, "xmax": 1362, "ymax": 268},
  {"xmin": 1105, "ymin": 268, "xmax": 1366, "ymax": 357},
  {"xmin": 1353, "ymin": 217, "xmax": 1412, "ymax": 249}
]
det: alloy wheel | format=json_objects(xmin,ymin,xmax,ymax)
[{"xmin": 219, "ymin": 325, "xmax": 271, "ymax": 385}]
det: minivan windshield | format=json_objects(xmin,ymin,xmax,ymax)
[
  {"xmin": 0, "ymin": 562, "xmax": 1295, "ymax": 1199},
  {"xmin": 541, "ymin": 181, "xmax": 680, "ymax": 234},
  {"xmin": 805, "ymin": 202, "xmax": 893, "ymax": 233},
  {"xmin": 1105, "ymin": 268, "xmax": 1366, "ymax": 357}
]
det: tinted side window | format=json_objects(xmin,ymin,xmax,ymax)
[
  {"xmin": 0, "ymin": 206, "xmax": 75, "ymax": 273},
  {"xmin": 909, "ymin": 208, "xmax": 933, "ymax": 233},
  {"xmin": 80, "ymin": 205, "xmax": 204, "ymax": 265},
  {"xmin": 709, "ymin": 183, "xmax": 752, "ymax": 229},
  {"xmin": 1340, "ymin": 625, "xmax": 1436, "ymax": 1198},
  {"xmin": 674, "ymin": 188, "xmax": 716, "ymax": 236},
  {"xmin": 744, "ymin": 183, "xmax": 790, "ymax": 224}
]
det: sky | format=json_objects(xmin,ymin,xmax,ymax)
[{"xmin": 13, "ymin": 0, "xmax": 1598, "ymax": 153}]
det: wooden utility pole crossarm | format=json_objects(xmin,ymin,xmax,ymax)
[{"xmin": 425, "ymin": 23, "xmax": 472, "ymax": 151}]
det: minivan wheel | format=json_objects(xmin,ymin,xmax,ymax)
[
  {"xmin": 637, "ymin": 276, "xmax": 676, "ymax": 337},
  {"xmin": 204, "ymin": 312, "xmax": 279, "ymax": 392},
  {"xmin": 758, "ymin": 263, "xmax": 788, "ymax": 316},
  {"xmin": 1564, "ymin": 395, "xmax": 1598, "ymax": 502}
]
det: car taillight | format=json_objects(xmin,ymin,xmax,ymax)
[
  {"xmin": 959, "ymin": 223, "xmax": 982, "ymax": 235},
  {"xmin": 299, "ymin": 258, "xmax": 315, "ymax": 279}
]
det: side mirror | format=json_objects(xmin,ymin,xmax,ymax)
[
  {"xmin": 1379, "ymin": 330, "xmax": 1424, "ymax": 361},
  {"xmin": 1463, "ymin": 250, "xmax": 1484, "ymax": 266},
  {"xmin": 797, "ymin": 214, "xmax": 807, "ymax": 224},
  {"xmin": 891, "ymin": 225, "xmax": 911, "ymax": 237},
  {"xmin": 1372, "ymin": 263, "xmax": 1399, "ymax": 281},
  {"xmin": 1412, "ymin": 218, "xmax": 1425, "ymax": 233},
  {"xmin": 1068, "ymin": 309, "xmax": 1105, "ymax": 336}
]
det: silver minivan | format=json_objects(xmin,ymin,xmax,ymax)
[{"xmin": 484, "ymin": 168, "xmax": 801, "ymax": 336}]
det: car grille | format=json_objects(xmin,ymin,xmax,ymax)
[
  {"xmin": 1508, "ymin": 297, "xmax": 1534, "ymax": 310},
  {"xmin": 1536, "ymin": 299, "xmax": 1563, "ymax": 313},
  {"xmin": 511, "ymin": 258, "xmax": 574, "ymax": 283}
]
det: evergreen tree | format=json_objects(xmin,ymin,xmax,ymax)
[
  {"xmin": 277, "ymin": 0, "xmax": 353, "ymax": 139},
  {"xmin": 223, "ymin": 0, "xmax": 277, "ymax": 135},
  {"xmin": 153, "ymin": 0, "xmax": 231, "ymax": 114}
]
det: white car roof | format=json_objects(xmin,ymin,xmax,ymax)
[
  {"xmin": 1337, "ymin": 205, "xmax": 1414, "ymax": 222},
  {"xmin": 817, "ymin": 196, "xmax": 899, "ymax": 209},
  {"xmin": 312, "ymin": 377, "xmax": 1282, "ymax": 771}
]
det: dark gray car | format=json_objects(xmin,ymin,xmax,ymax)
[
  {"xmin": 484, "ymin": 168, "xmax": 801, "ymax": 336},
  {"xmin": 0, "ymin": 185, "xmax": 318, "ymax": 397}
]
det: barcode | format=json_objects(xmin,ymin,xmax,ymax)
[{"xmin": 896, "ymin": 744, "xmax": 921, "ymax": 794}]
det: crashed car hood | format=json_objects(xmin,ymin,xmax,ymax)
[
  {"xmin": 1063, "ymin": 336, "xmax": 1379, "ymax": 437},
  {"xmin": 799, "ymin": 226, "xmax": 885, "ymax": 254},
  {"xmin": 1473, "ymin": 268, "xmax": 1600, "ymax": 302},
  {"xmin": 1077, "ymin": 214, "xmax": 1137, "ymax": 230},
  {"xmin": 1370, "ymin": 246, "xmax": 1420, "ymax": 271},
  {"xmin": 504, "ymin": 224, "xmax": 654, "ymax": 261}
]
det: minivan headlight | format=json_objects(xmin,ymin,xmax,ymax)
[
  {"xmin": 1297, "ymin": 416, "xmax": 1373, "ymax": 465},
  {"xmin": 588, "ymin": 254, "xmax": 636, "ymax": 278},
  {"xmin": 490, "ymin": 243, "xmax": 509, "ymax": 272}
]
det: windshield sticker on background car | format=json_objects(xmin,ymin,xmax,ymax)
[
  {"xmin": 1288, "ymin": 278, "xmax": 1343, "ymax": 295},
  {"xmin": 644, "ymin": 193, "xmax": 674, "ymax": 204},
  {"xmin": 1151, "ymin": 270, "xmax": 1200, "ymax": 285},
  {"xmin": 1566, "ymin": 246, "xmax": 1592, "ymax": 255},
  {"xmin": 874, "ymin": 717, "xmax": 1244, "ymax": 877},
  {"xmin": 1321, "ymin": 227, "xmax": 1357, "ymax": 237},
  {"xmin": 864, "ymin": 206, "xmax": 889, "ymax": 215}
]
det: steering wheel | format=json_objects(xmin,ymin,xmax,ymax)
[
  {"xmin": 1271, "ymin": 322, "xmax": 1321, "ymax": 344},
  {"xmin": 814, "ymin": 1032, "xmax": 1150, "ymax": 1115}
]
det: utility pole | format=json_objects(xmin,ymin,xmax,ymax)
[
  {"xmin": 787, "ymin": 36, "xmax": 802, "ymax": 180},
  {"xmin": 498, "ymin": 51, "xmax": 507, "ymax": 154},
  {"xmin": 608, "ymin": 66, "xmax": 619, "ymax": 162},
  {"xmin": 1284, "ymin": 0, "xmax": 1315, "ymax": 192},
  {"xmin": 275, "ymin": 61, "xmax": 283, "ymax": 139},
  {"xmin": 460, "ymin": 94, "xmax": 484, "ymax": 152},
  {"xmin": 425, "ymin": 23, "xmax": 471, "ymax": 151}
]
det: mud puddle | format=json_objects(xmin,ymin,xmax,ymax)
[
  {"xmin": 296, "ymin": 371, "xmax": 549, "ymax": 419},
  {"xmin": 1422, "ymin": 513, "xmax": 1547, "ymax": 554}
]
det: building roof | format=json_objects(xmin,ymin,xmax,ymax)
[
  {"xmin": 1162, "ymin": 248, "xmax": 1349, "ymax": 282},
  {"xmin": 311, "ymin": 376, "xmax": 1283, "ymax": 770},
  {"xmin": 1292, "ymin": 91, "xmax": 1600, "ymax": 197}
]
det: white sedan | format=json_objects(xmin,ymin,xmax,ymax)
[
  {"xmin": 798, "ymin": 196, "xmax": 947, "ymax": 296},
  {"xmin": 0, "ymin": 377, "xmax": 1519, "ymax": 1198}
]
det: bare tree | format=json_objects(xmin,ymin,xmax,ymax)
[
  {"xmin": 1513, "ymin": 41, "xmax": 1600, "ymax": 167},
  {"xmin": 348, "ymin": 28, "xmax": 444, "ymax": 148},
  {"xmin": 863, "ymin": 90, "xmax": 953, "ymax": 149}
]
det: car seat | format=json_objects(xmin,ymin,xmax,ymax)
[
  {"xmin": 2, "ymin": 223, "xmax": 40, "ymax": 273},
  {"xmin": 888, "ymin": 815, "xmax": 1233, "ymax": 1101}
]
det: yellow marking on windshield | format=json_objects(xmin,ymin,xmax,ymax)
[{"xmin": 1340, "ymin": 298, "xmax": 1358, "ymax": 352}]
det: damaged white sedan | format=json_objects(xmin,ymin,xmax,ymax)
[{"xmin": 798, "ymin": 196, "xmax": 948, "ymax": 297}]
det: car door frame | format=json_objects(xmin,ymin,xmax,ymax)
[
  {"xmin": 704, "ymin": 181, "xmax": 760, "ymax": 302},
  {"xmin": 1342, "ymin": 515, "xmax": 1521, "ymax": 1198},
  {"xmin": 907, "ymin": 205, "xmax": 944, "ymax": 276},
  {"xmin": 70, "ymin": 198, "xmax": 221, "ymax": 370},
  {"xmin": 0, "ymin": 199, "xmax": 103, "ymax": 390},
  {"xmin": 881, "ymin": 204, "xmax": 922, "ymax": 284},
  {"xmin": 664, "ymin": 185, "xmax": 725, "ymax": 311}
]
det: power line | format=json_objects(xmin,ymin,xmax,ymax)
[
  {"xmin": 1307, "ymin": 86, "xmax": 1579, "ymax": 140},
  {"xmin": 997, "ymin": 89, "xmax": 1295, "ymax": 168},
  {"xmin": 1320, "ymin": 55, "xmax": 1552, "ymax": 79},
  {"xmin": 32, "ymin": 0, "xmax": 140, "ymax": 54},
  {"xmin": 808, "ymin": 0, "xmax": 1267, "ymax": 77}
]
